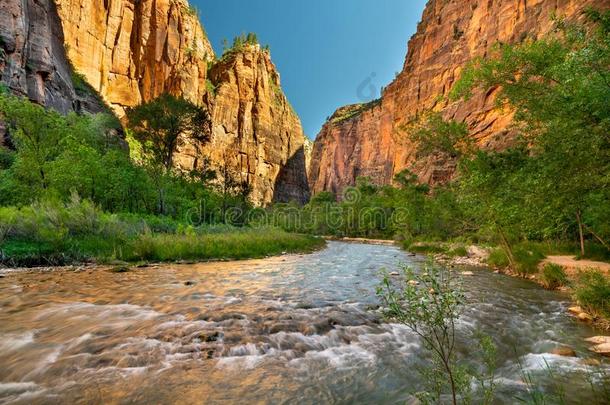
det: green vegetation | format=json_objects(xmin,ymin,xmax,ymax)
[
  {"xmin": 127, "ymin": 94, "xmax": 211, "ymax": 172},
  {"xmin": 487, "ymin": 248, "xmax": 510, "ymax": 269},
  {"xmin": 206, "ymin": 79, "xmax": 216, "ymax": 96},
  {"xmin": 221, "ymin": 33, "xmax": 260, "ymax": 60},
  {"xmin": 183, "ymin": 4, "xmax": 199, "ymax": 18},
  {"xmin": 540, "ymin": 263, "xmax": 568, "ymax": 290},
  {"xmin": 0, "ymin": 196, "xmax": 322, "ymax": 267},
  {"xmin": 0, "ymin": 89, "xmax": 323, "ymax": 266},
  {"xmin": 130, "ymin": 230, "xmax": 323, "ymax": 262},
  {"xmin": 403, "ymin": 111, "xmax": 472, "ymax": 159},
  {"xmin": 573, "ymin": 270, "xmax": 610, "ymax": 319},
  {"xmin": 71, "ymin": 71, "xmax": 90, "ymax": 94},
  {"xmin": 331, "ymin": 99, "xmax": 381, "ymax": 124},
  {"xmin": 378, "ymin": 263, "xmax": 498, "ymax": 404}
]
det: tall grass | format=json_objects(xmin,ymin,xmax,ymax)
[
  {"xmin": 486, "ymin": 243, "xmax": 545, "ymax": 275},
  {"xmin": 130, "ymin": 231, "xmax": 323, "ymax": 262},
  {"xmin": 540, "ymin": 264, "xmax": 568, "ymax": 290},
  {"xmin": 0, "ymin": 198, "xmax": 325, "ymax": 266},
  {"xmin": 573, "ymin": 270, "xmax": 610, "ymax": 319}
]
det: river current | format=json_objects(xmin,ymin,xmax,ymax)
[{"xmin": 0, "ymin": 242, "xmax": 608, "ymax": 404}]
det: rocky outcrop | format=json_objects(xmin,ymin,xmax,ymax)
[
  {"xmin": 0, "ymin": 0, "xmax": 75, "ymax": 114},
  {"xmin": 309, "ymin": 0, "xmax": 610, "ymax": 196},
  {"xmin": 1, "ymin": 0, "xmax": 308, "ymax": 205},
  {"xmin": 55, "ymin": 0, "xmax": 308, "ymax": 205},
  {"xmin": 176, "ymin": 45, "xmax": 309, "ymax": 205},
  {"xmin": 55, "ymin": 0, "xmax": 214, "ymax": 116}
]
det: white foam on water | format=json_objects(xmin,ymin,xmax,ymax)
[
  {"xmin": 268, "ymin": 331, "xmax": 343, "ymax": 352},
  {"xmin": 520, "ymin": 353, "xmax": 588, "ymax": 373},
  {"xmin": 303, "ymin": 344, "xmax": 377, "ymax": 370},
  {"xmin": 216, "ymin": 348, "xmax": 269, "ymax": 370},
  {"xmin": 0, "ymin": 331, "xmax": 35, "ymax": 352},
  {"xmin": 0, "ymin": 381, "xmax": 47, "ymax": 405},
  {"xmin": 0, "ymin": 382, "xmax": 40, "ymax": 395},
  {"xmin": 66, "ymin": 333, "xmax": 94, "ymax": 349},
  {"xmin": 23, "ymin": 345, "xmax": 64, "ymax": 379},
  {"xmin": 228, "ymin": 343, "xmax": 260, "ymax": 357},
  {"xmin": 82, "ymin": 365, "xmax": 149, "ymax": 377},
  {"xmin": 35, "ymin": 302, "xmax": 161, "ymax": 322},
  {"xmin": 224, "ymin": 297, "xmax": 242, "ymax": 305}
]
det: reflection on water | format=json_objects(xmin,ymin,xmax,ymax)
[{"xmin": 0, "ymin": 242, "xmax": 607, "ymax": 404}]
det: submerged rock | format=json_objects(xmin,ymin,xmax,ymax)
[
  {"xmin": 551, "ymin": 346, "xmax": 577, "ymax": 357},
  {"xmin": 585, "ymin": 336, "xmax": 610, "ymax": 345},
  {"xmin": 109, "ymin": 266, "xmax": 130, "ymax": 273}
]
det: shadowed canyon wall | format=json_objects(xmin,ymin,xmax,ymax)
[
  {"xmin": 1, "ymin": 0, "xmax": 309, "ymax": 205},
  {"xmin": 309, "ymin": 0, "xmax": 610, "ymax": 196}
]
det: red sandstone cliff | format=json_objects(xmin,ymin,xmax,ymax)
[
  {"xmin": 309, "ymin": 0, "xmax": 610, "ymax": 196},
  {"xmin": 54, "ymin": 0, "xmax": 309, "ymax": 205},
  {"xmin": 1, "ymin": 0, "xmax": 309, "ymax": 205}
]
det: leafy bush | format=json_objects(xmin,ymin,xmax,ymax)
[
  {"xmin": 448, "ymin": 246, "xmax": 469, "ymax": 257},
  {"xmin": 513, "ymin": 245, "xmax": 546, "ymax": 275},
  {"xmin": 573, "ymin": 270, "xmax": 610, "ymax": 318},
  {"xmin": 487, "ymin": 248, "xmax": 510, "ymax": 268},
  {"xmin": 540, "ymin": 263, "xmax": 568, "ymax": 290}
]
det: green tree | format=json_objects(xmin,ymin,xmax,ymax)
[
  {"xmin": 0, "ymin": 94, "xmax": 65, "ymax": 193},
  {"xmin": 378, "ymin": 263, "xmax": 497, "ymax": 404},
  {"xmin": 127, "ymin": 94, "xmax": 212, "ymax": 214},
  {"xmin": 404, "ymin": 111, "xmax": 472, "ymax": 159},
  {"xmin": 126, "ymin": 94, "xmax": 212, "ymax": 173},
  {"xmin": 452, "ymin": 9, "xmax": 610, "ymax": 256}
]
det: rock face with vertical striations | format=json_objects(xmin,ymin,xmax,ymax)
[
  {"xmin": 0, "ymin": 0, "xmax": 113, "ymax": 145},
  {"xmin": 0, "ymin": 0, "xmax": 76, "ymax": 115},
  {"xmin": 54, "ymin": 0, "xmax": 215, "ymax": 117},
  {"xmin": 186, "ymin": 45, "xmax": 309, "ymax": 205},
  {"xmin": 308, "ymin": 0, "xmax": 610, "ymax": 196},
  {"xmin": 55, "ymin": 0, "xmax": 309, "ymax": 205},
  {"xmin": 1, "ymin": 0, "xmax": 309, "ymax": 205}
]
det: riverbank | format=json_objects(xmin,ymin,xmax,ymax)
[
  {"xmin": 323, "ymin": 236, "xmax": 396, "ymax": 246},
  {"xmin": 403, "ymin": 241, "xmax": 610, "ymax": 332},
  {"xmin": 0, "ymin": 229, "xmax": 326, "ymax": 268}
]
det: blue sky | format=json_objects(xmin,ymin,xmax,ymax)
[{"xmin": 195, "ymin": 0, "xmax": 428, "ymax": 138}]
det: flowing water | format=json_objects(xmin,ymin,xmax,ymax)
[{"xmin": 0, "ymin": 242, "xmax": 608, "ymax": 404}]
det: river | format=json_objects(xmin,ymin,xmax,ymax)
[{"xmin": 0, "ymin": 242, "xmax": 608, "ymax": 404}]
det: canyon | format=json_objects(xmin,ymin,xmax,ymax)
[
  {"xmin": 308, "ymin": 0, "xmax": 610, "ymax": 196},
  {"xmin": 0, "ymin": 0, "xmax": 309, "ymax": 204},
  {"xmin": 3, "ymin": 0, "xmax": 610, "ymax": 203}
]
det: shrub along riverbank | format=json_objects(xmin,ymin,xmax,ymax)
[{"xmin": 0, "ymin": 198, "xmax": 325, "ymax": 267}]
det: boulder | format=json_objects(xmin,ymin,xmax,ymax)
[
  {"xmin": 550, "ymin": 346, "xmax": 577, "ymax": 357},
  {"xmin": 585, "ymin": 336, "xmax": 610, "ymax": 345},
  {"xmin": 568, "ymin": 306, "xmax": 584, "ymax": 315},
  {"xmin": 589, "ymin": 343, "xmax": 610, "ymax": 357},
  {"xmin": 577, "ymin": 312, "xmax": 594, "ymax": 322}
]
